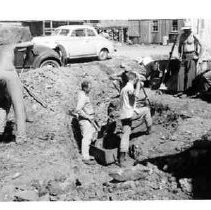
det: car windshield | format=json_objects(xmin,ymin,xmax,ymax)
[{"xmin": 52, "ymin": 29, "xmax": 70, "ymax": 36}]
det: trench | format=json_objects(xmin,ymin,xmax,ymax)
[{"xmin": 83, "ymin": 101, "xmax": 211, "ymax": 200}]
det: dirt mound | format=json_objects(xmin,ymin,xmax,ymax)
[{"xmin": 1, "ymin": 57, "xmax": 211, "ymax": 201}]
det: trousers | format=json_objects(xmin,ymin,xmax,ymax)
[
  {"xmin": 177, "ymin": 53, "xmax": 197, "ymax": 92},
  {"xmin": 120, "ymin": 107, "xmax": 152, "ymax": 152},
  {"xmin": 0, "ymin": 108, "xmax": 7, "ymax": 134},
  {"xmin": 79, "ymin": 119, "xmax": 96, "ymax": 160}
]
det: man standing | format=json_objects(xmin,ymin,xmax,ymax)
[
  {"xmin": 119, "ymin": 71, "xmax": 152, "ymax": 167},
  {"xmin": 76, "ymin": 80, "xmax": 97, "ymax": 165},
  {"xmin": 0, "ymin": 45, "xmax": 27, "ymax": 144},
  {"xmin": 177, "ymin": 22, "xmax": 203, "ymax": 95}
]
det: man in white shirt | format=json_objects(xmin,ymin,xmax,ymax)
[
  {"xmin": 76, "ymin": 80, "xmax": 97, "ymax": 165},
  {"xmin": 119, "ymin": 71, "xmax": 152, "ymax": 166}
]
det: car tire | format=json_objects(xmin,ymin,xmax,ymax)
[
  {"xmin": 98, "ymin": 49, "xmax": 108, "ymax": 61},
  {"xmin": 39, "ymin": 59, "xmax": 60, "ymax": 68}
]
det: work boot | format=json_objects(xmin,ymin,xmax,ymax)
[
  {"xmin": 82, "ymin": 159, "xmax": 96, "ymax": 165},
  {"xmin": 15, "ymin": 134, "xmax": 27, "ymax": 144}
]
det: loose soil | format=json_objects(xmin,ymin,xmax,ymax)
[{"xmin": 0, "ymin": 56, "xmax": 211, "ymax": 201}]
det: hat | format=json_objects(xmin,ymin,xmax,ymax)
[
  {"xmin": 139, "ymin": 56, "xmax": 154, "ymax": 66},
  {"xmin": 181, "ymin": 21, "xmax": 192, "ymax": 30}
]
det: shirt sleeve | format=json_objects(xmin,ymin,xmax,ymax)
[{"xmin": 194, "ymin": 34, "xmax": 203, "ymax": 56}]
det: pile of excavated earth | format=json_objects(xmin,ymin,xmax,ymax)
[{"xmin": 0, "ymin": 57, "xmax": 211, "ymax": 201}]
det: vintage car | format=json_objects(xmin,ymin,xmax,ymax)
[
  {"xmin": 14, "ymin": 42, "xmax": 62, "ymax": 69},
  {"xmin": 32, "ymin": 25, "xmax": 115, "ymax": 62}
]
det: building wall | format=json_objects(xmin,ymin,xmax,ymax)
[
  {"xmin": 140, "ymin": 20, "xmax": 151, "ymax": 44},
  {"xmin": 22, "ymin": 21, "xmax": 43, "ymax": 36},
  {"xmin": 128, "ymin": 19, "xmax": 185, "ymax": 44},
  {"xmin": 128, "ymin": 20, "xmax": 140, "ymax": 37}
]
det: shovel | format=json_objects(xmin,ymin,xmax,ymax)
[
  {"xmin": 159, "ymin": 34, "xmax": 179, "ymax": 91},
  {"xmin": 137, "ymin": 86, "xmax": 155, "ymax": 116}
]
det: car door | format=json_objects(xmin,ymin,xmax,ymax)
[
  {"xmin": 65, "ymin": 28, "xmax": 88, "ymax": 58},
  {"xmin": 83, "ymin": 28, "xmax": 98, "ymax": 56}
]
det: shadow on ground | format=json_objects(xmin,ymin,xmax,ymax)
[
  {"xmin": 0, "ymin": 121, "xmax": 16, "ymax": 143},
  {"xmin": 138, "ymin": 131, "xmax": 211, "ymax": 199}
]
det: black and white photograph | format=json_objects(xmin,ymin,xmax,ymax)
[{"xmin": 0, "ymin": 0, "xmax": 211, "ymax": 206}]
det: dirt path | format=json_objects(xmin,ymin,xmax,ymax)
[{"xmin": 0, "ymin": 57, "xmax": 211, "ymax": 201}]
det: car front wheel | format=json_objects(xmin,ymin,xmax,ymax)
[
  {"xmin": 98, "ymin": 49, "xmax": 108, "ymax": 61},
  {"xmin": 40, "ymin": 59, "xmax": 60, "ymax": 68}
]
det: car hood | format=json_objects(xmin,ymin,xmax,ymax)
[{"xmin": 32, "ymin": 36, "xmax": 63, "ymax": 48}]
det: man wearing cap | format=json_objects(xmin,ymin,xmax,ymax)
[{"xmin": 177, "ymin": 22, "xmax": 203, "ymax": 94}]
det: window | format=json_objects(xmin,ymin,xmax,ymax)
[
  {"xmin": 59, "ymin": 29, "xmax": 70, "ymax": 36},
  {"xmin": 172, "ymin": 20, "xmax": 178, "ymax": 32},
  {"xmin": 44, "ymin": 20, "xmax": 51, "ymax": 28},
  {"xmin": 87, "ymin": 29, "xmax": 96, "ymax": 37},
  {"xmin": 71, "ymin": 29, "xmax": 86, "ymax": 37},
  {"xmin": 152, "ymin": 20, "xmax": 159, "ymax": 32}
]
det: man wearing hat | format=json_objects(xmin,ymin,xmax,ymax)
[{"xmin": 177, "ymin": 21, "xmax": 203, "ymax": 95}]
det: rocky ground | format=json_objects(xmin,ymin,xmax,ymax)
[{"xmin": 0, "ymin": 55, "xmax": 211, "ymax": 201}]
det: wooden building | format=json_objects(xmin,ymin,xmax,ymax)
[
  {"xmin": 1, "ymin": 19, "xmax": 186, "ymax": 45},
  {"xmin": 128, "ymin": 19, "xmax": 185, "ymax": 44}
]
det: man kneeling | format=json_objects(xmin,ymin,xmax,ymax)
[{"xmin": 119, "ymin": 71, "xmax": 152, "ymax": 167}]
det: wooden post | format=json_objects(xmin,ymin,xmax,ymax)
[
  {"xmin": 50, "ymin": 20, "xmax": 53, "ymax": 34},
  {"xmin": 42, "ymin": 21, "xmax": 45, "ymax": 35}
]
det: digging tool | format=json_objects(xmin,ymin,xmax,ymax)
[
  {"xmin": 137, "ymin": 85, "xmax": 155, "ymax": 116},
  {"xmin": 15, "ymin": 54, "xmax": 55, "ymax": 112},
  {"xmin": 68, "ymin": 109, "xmax": 100, "ymax": 132},
  {"xmin": 159, "ymin": 34, "xmax": 179, "ymax": 91},
  {"xmin": 23, "ymin": 85, "xmax": 54, "ymax": 112}
]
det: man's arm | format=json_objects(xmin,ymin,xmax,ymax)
[
  {"xmin": 178, "ymin": 36, "xmax": 183, "ymax": 58},
  {"xmin": 194, "ymin": 35, "xmax": 203, "ymax": 57},
  {"xmin": 134, "ymin": 79, "xmax": 141, "ymax": 98}
]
